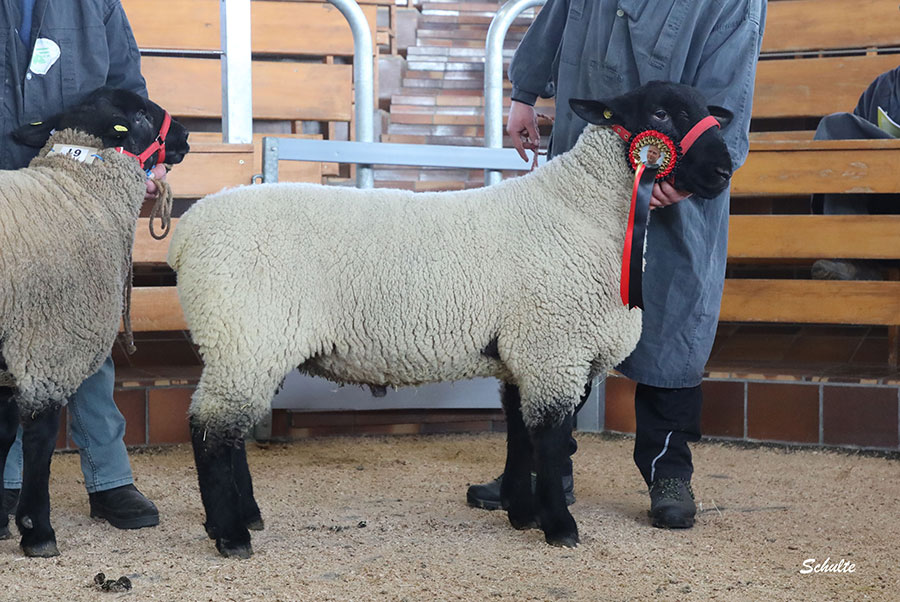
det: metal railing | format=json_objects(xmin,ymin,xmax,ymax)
[
  {"xmin": 483, "ymin": 0, "xmax": 546, "ymax": 186},
  {"xmin": 218, "ymin": 0, "xmax": 375, "ymax": 185},
  {"xmin": 326, "ymin": 0, "xmax": 376, "ymax": 188},
  {"xmin": 220, "ymin": 0, "xmax": 253, "ymax": 144}
]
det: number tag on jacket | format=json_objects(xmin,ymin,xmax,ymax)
[{"xmin": 48, "ymin": 144, "xmax": 101, "ymax": 164}]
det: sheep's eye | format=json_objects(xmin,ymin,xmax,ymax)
[{"xmin": 653, "ymin": 109, "xmax": 669, "ymax": 121}]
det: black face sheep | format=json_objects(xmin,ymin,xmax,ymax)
[
  {"xmin": 167, "ymin": 81, "xmax": 733, "ymax": 558},
  {"xmin": 0, "ymin": 87, "xmax": 189, "ymax": 557}
]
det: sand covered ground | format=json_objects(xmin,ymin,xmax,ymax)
[{"xmin": 1, "ymin": 432, "xmax": 897, "ymax": 601}]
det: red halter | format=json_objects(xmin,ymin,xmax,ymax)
[
  {"xmin": 678, "ymin": 115, "xmax": 721, "ymax": 154},
  {"xmin": 115, "ymin": 111, "xmax": 172, "ymax": 170},
  {"xmin": 611, "ymin": 114, "xmax": 721, "ymax": 158}
]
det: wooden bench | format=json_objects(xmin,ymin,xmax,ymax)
[
  {"xmin": 119, "ymin": 0, "xmax": 379, "ymax": 334},
  {"xmin": 723, "ymin": 0, "xmax": 900, "ymax": 363}
]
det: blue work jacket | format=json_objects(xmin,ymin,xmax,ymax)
[
  {"xmin": 0, "ymin": 0, "xmax": 146, "ymax": 169},
  {"xmin": 509, "ymin": 0, "xmax": 767, "ymax": 388}
]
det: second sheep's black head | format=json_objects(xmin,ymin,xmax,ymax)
[
  {"xmin": 12, "ymin": 87, "xmax": 190, "ymax": 168},
  {"xmin": 570, "ymin": 81, "xmax": 734, "ymax": 199}
]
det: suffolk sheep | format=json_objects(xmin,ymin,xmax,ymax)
[
  {"xmin": 169, "ymin": 81, "xmax": 734, "ymax": 558},
  {"xmin": 0, "ymin": 88, "xmax": 189, "ymax": 557}
]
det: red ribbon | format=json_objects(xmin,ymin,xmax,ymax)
[{"xmin": 620, "ymin": 163, "xmax": 656, "ymax": 309}]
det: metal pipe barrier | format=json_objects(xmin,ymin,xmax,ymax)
[
  {"xmin": 328, "ymin": 0, "xmax": 376, "ymax": 188},
  {"xmin": 220, "ymin": 0, "xmax": 253, "ymax": 144},
  {"xmin": 483, "ymin": 0, "xmax": 546, "ymax": 186}
]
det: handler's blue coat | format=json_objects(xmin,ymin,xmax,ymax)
[
  {"xmin": 509, "ymin": 0, "xmax": 767, "ymax": 387},
  {"xmin": 0, "ymin": 0, "xmax": 146, "ymax": 170}
]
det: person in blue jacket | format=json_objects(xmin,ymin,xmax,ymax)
[
  {"xmin": 811, "ymin": 66, "xmax": 900, "ymax": 281},
  {"xmin": 1, "ymin": 0, "xmax": 165, "ymax": 529},
  {"xmin": 467, "ymin": 0, "xmax": 767, "ymax": 529}
]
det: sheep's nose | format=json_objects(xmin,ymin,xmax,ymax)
[{"xmin": 715, "ymin": 166, "xmax": 732, "ymax": 179}]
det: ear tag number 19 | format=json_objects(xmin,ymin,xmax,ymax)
[{"xmin": 48, "ymin": 144, "xmax": 101, "ymax": 164}]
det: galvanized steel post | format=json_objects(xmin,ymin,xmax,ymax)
[
  {"xmin": 220, "ymin": 0, "xmax": 253, "ymax": 144},
  {"xmin": 328, "ymin": 0, "xmax": 376, "ymax": 189},
  {"xmin": 484, "ymin": 0, "xmax": 545, "ymax": 186}
]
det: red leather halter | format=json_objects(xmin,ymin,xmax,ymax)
[
  {"xmin": 612, "ymin": 114, "xmax": 721, "ymax": 159},
  {"xmin": 115, "ymin": 111, "xmax": 172, "ymax": 170}
]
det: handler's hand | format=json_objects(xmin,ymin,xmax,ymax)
[
  {"xmin": 651, "ymin": 180, "xmax": 691, "ymax": 209},
  {"xmin": 145, "ymin": 163, "xmax": 168, "ymax": 201},
  {"xmin": 507, "ymin": 100, "xmax": 540, "ymax": 169}
]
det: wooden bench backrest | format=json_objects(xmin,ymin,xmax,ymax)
[
  {"xmin": 753, "ymin": 0, "xmax": 900, "ymax": 120},
  {"xmin": 728, "ymin": 0, "xmax": 900, "ymax": 332},
  {"xmin": 122, "ymin": 0, "xmax": 375, "ymax": 123},
  {"xmin": 123, "ymin": 0, "xmax": 376, "ymax": 56}
]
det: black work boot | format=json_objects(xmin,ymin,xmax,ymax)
[
  {"xmin": 2, "ymin": 488, "xmax": 19, "ymax": 515},
  {"xmin": 466, "ymin": 473, "xmax": 575, "ymax": 510},
  {"xmin": 648, "ymin": 477, "xmax": 696, "ymax": 529},
  {"xmin": 89, "ymin": 484, "xmax": 159, "ymax": 529}
]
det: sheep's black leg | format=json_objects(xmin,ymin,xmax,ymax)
[
  {"xmin": 18, "ymin": 404, "xmax": 61, "ymax": 557},
  {"xmin": 190, "ymin": 419, "xmax": 252, "ymax": 559},
  {"xmin": 499, "ymin": 384, "xmax": 538, "ymax": 530},
  {"xmin": 0, "ymin": 387, "xmax": 18, "ymax": 541},
  {"xmin": 531, "ymin": 412, "xmax": 579, "ymax": 548},
  {"xmin": 232, "ymin": 438, "xmax": 263, "ymax": 531}
]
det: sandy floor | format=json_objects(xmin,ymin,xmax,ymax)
[{"xmin": 0, "ymin": 432, "xmax": 897, "ymax": 601}]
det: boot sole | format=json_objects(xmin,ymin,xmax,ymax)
[
  {"xmin": 91, "ymin": 510, "xmax": 159, "ymax": 530},
  {"xmin": 466, "ymin": 492, "xmax": 503, "ymax": 511},
  {"xmin": 650, "ymin": 512, "xmax": 695, "ymax": 529}
]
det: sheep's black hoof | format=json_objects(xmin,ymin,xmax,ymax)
[
  {"xmin": 0, "ymin": 525, "xmax": 11, "ymax": 540},
  {"xmin": 545, "ymin": 532, "xmax": 579, "ymax": 549},
  {"xmin": 216, "ymin": 538, "xmax": 253, "ymax": 559},
  {"xmin": 542, "ymin": 516, "xmax": 579, "ymax": 548},
  {"xmin": 245, "ymin": 515, "xmax": 265, "ymax": 531},
  {"xmin": 21, "ymin": 539, "xmax": 60, "ymax": 558},
  {"xmin": 507, "ymin": 510, "xmax": 539, "ymax": 531}
]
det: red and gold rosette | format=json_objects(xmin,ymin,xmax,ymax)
[{"xmin": 626, "ymin": 129, "xmax": 679, "ymax": 180}]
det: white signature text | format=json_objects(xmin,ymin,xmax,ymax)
[{"xmin": 800, "ymin": 557, "xmax": 856, "ymax": 574}]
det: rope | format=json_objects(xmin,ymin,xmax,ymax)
[
  {"xmin": 148, "ymin": 177, "xmax": 174, "ymax": 240},
  {"xmin": 121, "ymin": 258, "xmax": 136, "ymax": 355},
  {"xmin": 119, "ymin": 176, "xmax": 175, "ymax": 354}
]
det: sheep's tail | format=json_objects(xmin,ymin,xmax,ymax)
[{"xmin": 149, "ymin": 176, "xmax": 174, "ymax": 240}]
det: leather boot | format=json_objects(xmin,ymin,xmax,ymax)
[
  {"xmin": 89, "ymin": 484, "xmax": 159, "ymax": 529},
  {"xmin": 466, "ymin": 473, "xmax": 575, "ymax": 510},
  {"xmin": 648, "ymin": 477, "xmax": 696, "ymax": 529}
]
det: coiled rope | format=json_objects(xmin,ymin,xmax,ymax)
[{"xmin": 121, "ymin": 176, "xmax": 174, "ymax": 354}]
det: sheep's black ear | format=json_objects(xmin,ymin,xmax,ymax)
[
  {"xmin": 708, "ymin": 105, "xmax": 734, "ymax": 129},
  {"xmin": 569, "ymin": 98, "xmax": 621, "ymax": 126},
  {"xmin": 11, "ymin": 118, "xmax": 60, "ymax": 148}
]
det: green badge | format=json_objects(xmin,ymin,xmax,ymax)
[{"xmin": 29, "ymin": 38, "xmax": 61, "ymax": 76}]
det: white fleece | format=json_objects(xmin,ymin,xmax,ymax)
[
  {"xmin": 169, "ymin": 125, "xmax": 643, "ymax": 433},
  {"xmin": 0, "ymin": 130, "xmax": 147, "ymax": 413}
]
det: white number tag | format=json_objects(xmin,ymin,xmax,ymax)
[{"xmin": 48, "ymin": 144, "xmax": 100, "ymax": 164}]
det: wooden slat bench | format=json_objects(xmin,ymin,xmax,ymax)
[
  {"xmin": 115, "ymin": 0, "xmax": 380, "ymax": 336},
  {"xmin": 723, "ymin": 0, "xmax": 900, "ymax": 362}
]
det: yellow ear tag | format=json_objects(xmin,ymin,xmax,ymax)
[
  {"xmin": 603, "ymin": 109, "xmax": 613, "ymax": 120},
  {"xmin": 113, "ymin": 125, "xmax": 129, "ymax": 132},
  {"xmin": 30, "ymin": 121, "xmax": 43, "ymax": 126}
]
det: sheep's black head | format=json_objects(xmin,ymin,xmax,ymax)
[
  {"xmin": 12, "ymin": 87, "xmax": 190, "ymax": 168},
  {"xmin": 570, "ymin": 81, "xmax": 734, "ymax": 199}
]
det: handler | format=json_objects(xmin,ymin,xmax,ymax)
[
  {"xmin": 467, "ymin": 0, "xmax": 767, "ymax": 528},
  {"xmin": 1, "ymin": 0, "xmax": 164, "ymax": 529}
]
